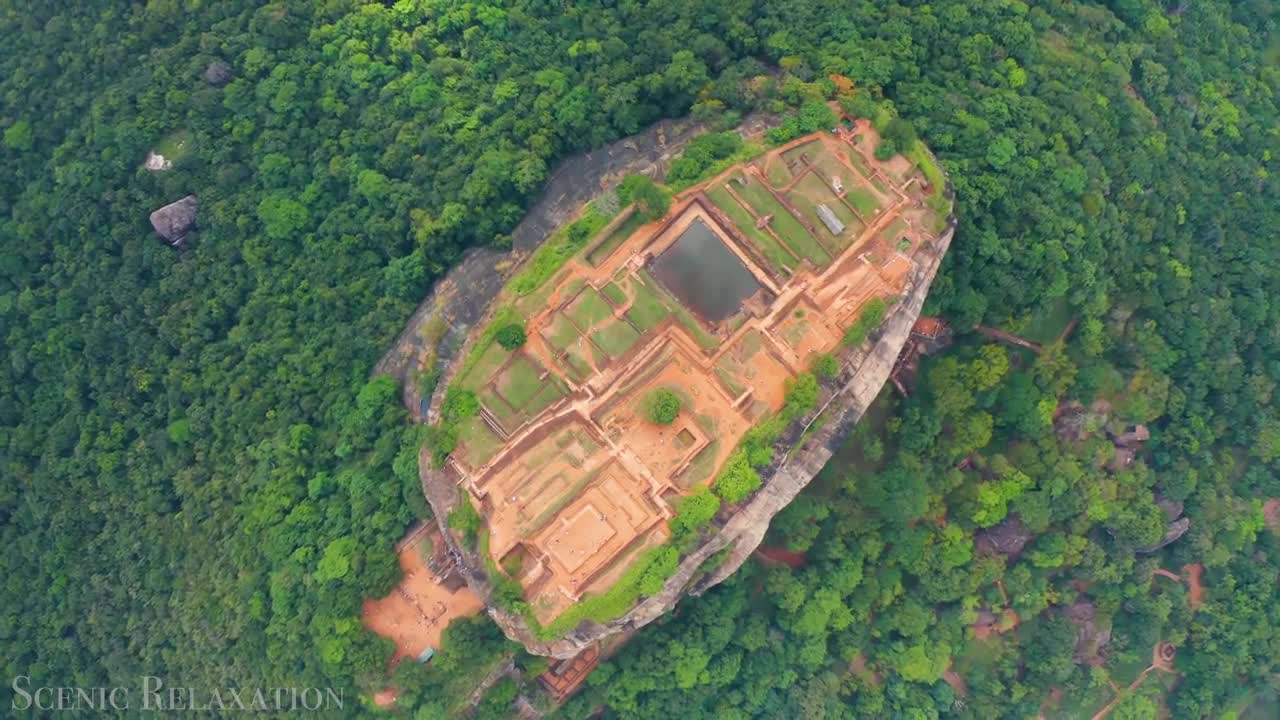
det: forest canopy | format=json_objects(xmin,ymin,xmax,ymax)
[{"xmin": 1, "ymin": 0, "xmax": 1278, "ymax": 718}]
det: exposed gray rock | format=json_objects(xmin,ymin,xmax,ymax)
[
  {"xmin": 149, "ymin": 195, "xmax": 197, "ymax": 246},
  {"xmin": 205, "ymin": 60, "xmax": 233, "ymax": 87},
  {"xmin": 975, "ymin": 516, "xmax": 1033, "ymax": 558},
  {"xmin": 1063, "ymin": 598, "xmax": 1111, "ymax": 664},
  {"xmin": 1136, "ymin": 517, "xmax": 1191, "ymax": 554}
]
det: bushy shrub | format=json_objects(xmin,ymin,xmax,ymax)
[
  {"xmin": 495, "ymin": 322, "xmax": 526, "ymax": 350},
  {"xmin": 811, "ymin": 352, "xmax": 839, "ymax": 379},
  {"xmin": 645, "ymin": 389, "xmax": 682, "ymax": 424}
]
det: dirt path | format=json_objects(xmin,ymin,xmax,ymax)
[
  {"xmin": 1151, "ymin": 568, "xmax": 1181, "ymax": 583},
  {"xmin": 1263, "ymin": 498, "xmax": 1280, "ymax": 532},
  {"xmin": 1037, "ymin": 687, "xmax": 1063, "ymax": 720},
  {"xmin": 1182, "ymin": 563, "xmax": 1204, "ymax": 609},
  {"xmin": 943, "ymin": 665, "xmax": 968, "ymax": 698}
]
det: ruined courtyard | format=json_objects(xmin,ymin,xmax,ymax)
[{"xmin": 443, "ymin": 120, "xmax": 950, "ymax": 625}]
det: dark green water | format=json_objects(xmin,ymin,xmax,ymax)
[{"xmin": 651, "ymin": 220, "xmax": 762, "ymax": 323}]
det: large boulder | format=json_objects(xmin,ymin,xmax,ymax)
[
  {"xmin": 975, "ymin": 516, "xmax": 1033, "ymax": 558},
  {"xmin": 1136, "ymin": 517, "xmax": 1191, "ymax": 554},
  {"xmin": 205, "ymin": 60, "xmax": 233, "ymax": 87},
  {"xmin": 149, "ymin": 195, "xmax": 197, "ymax": 246},
  {"xmin": 1063, "ymin": 598, "xmax": 1111, "ymax": 665}
]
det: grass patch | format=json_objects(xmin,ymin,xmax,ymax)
[
  {"xmin": 453, "ymin": 305, "xmax": 520, "ymax": 389},
  {"xmin": 498, "ymin": 356, "xmax": 545, "ymax": 410},
  {"xmin": 715, "ymin": 366, "xmax": 746, "ymax": 397},
  {"xmin": 478, "ymin": 386, "xmax": 521, "ymax": 426},
  {"xmin": 586, "ymin": 210, "xmax": 646, "ymax": 267},
  {"xmin": 558, "ymin": 345, "xmax": 593, "ymax": 382},
  {"xmin": 533, "ymin": 544, "xmax": 679, "ymax": 639},
  {"xmin": 790, "ymin": 171, "xmax": 857, "ymax": 238},
  {"xmin": 541, "ymin": 313, "xmax": 582, "ymax": 353},
  {"xmin": 155, "ymin": 129, "xmax": 192, "ymax": 162},
  {"xmin": 455, "ymin": 416, "xmax": 504, "ymax": 466},
  {"xmin": 625, "ymin": 277, "xmax": 671, "ymax": 332},
  {"xmin": 846, "ymin": 187, "xmax": 880, "ymax": 216},
  {"xmin": 707, "ymin": 182, "xmax": 796, "ymax": 276},
  {"xmin": 566, "ymin": 287, "xmax": 612, "ymax": 331},
  {"xmin": 523, "ymin": 377, "xmax": 567, "ymax": 416},
  {"xmin": 735, "ymin": 177, "xmax": 828, "ymax": 265},
  {"xmin": 509, "ymin": 204, "xmax": 612, "ymax": 297},
  {"xmin": 907, "ymin": 142, "xmax": 946, "ymax": 194},
  {"xmin": 843, "ymin": 297, "xmax": 889, "ymax": 347},
  {"xmin": 602, "ymin": 281, "xmax": 627, "ymax": 305},
  {"xmin": 764, "ymin": 158, "xmax": 793, "ymax": 187},
  {"xmin": 592, "ymin": 319, "xmax": 642, "ymax": 358},
  {"xmin": 678, "ymin": 439, "xmax": 721, "ymax": 489}
]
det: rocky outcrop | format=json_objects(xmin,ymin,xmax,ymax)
[
  {"xmin": 1063, "ymin": 598, "xmax": 1111, "ymax": 664},
  {"xmin": 975, "ymin": 516, "xmax": 1034, "ymax": 558},
  {"xmin": 1136, "ymin": 517, "xmax": 1190, "ymax": 554},
  {"xmin": 149, "ymin": 195, "xmax": 197, "ymax": 246},
  {"xmin": 401, "ymin": 120, "xmax": 956, "ymax": 658},
  {"xmin": 417, "ymin": 216, "xmax": 955, "ymax": 658},
  {"xmin": 205, "ymin": 60, "xmax": 233, "ymax": 87}
]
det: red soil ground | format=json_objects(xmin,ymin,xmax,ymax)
[
  {"xmin": 755, "ymin": 546, "xmax": 808, "ymax": 568},
  {"xmin": 361, "ymin": 536, "xmax": 485, "ymax": 666},
  {"xmin": 1182, "ymin": 563, "xmax": 1204, "ymax": 610}
]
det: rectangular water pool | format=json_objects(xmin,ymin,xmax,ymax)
[{"xmin": 650, "ymin": 219, "xmax": 762, "ymax": 324}]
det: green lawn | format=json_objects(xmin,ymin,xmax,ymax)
[
  {"xmin": 846, "ymin": 187, "xmax": 881, "ymax": 216},
  {"xmin": 567, "ymin": 287, "xmax": 612, "ymax": 331},
  {"xmin": 558, "ymin": 345, "xmax": 593, "ymax": 382},
  {"xmin": 523, "ymin": 377, "xmax": 567, "ymax": 416},
  {"xmin": 498, "ymin": 355, "xmax": 545, "ymax": 410},
  {"xmin": 764, "ymin": 159, "xmax": 792, "ymax": 187},
  {"xmin": 626, "ymin": 277, "xmax": 672, "ymax": 332},
  {"xmin": 707, "ymin": 182, "xmax": 796, "ymax": 276},
  {"xmin": 478, "ymin": 386, "xmax": 521, "ymax": 426},
  {"xmin": 541, "ymin": 312, "xmax": 582, "ymax": 353},
  {"xmin": 587, "ymin": 211, "xmax": 647, "ymax": 267},
  {"xmin": 602, "ymin": 281, "xmax": 627, "ymax": 305},
  {"xmin": 154, "ymin": 129, "xmax": 192, "ymax": 162},
  {"xmin": 847, "ymin": 150, "xmax": 874, "ymax": 178},
  {"xmin": 787, "ymin": 173, "xmax": 856, "ymax": 255},
  {"xmin": 592, "ymin": 319, "xmax": 642, "ymax": 358},
  {"xmin": 736, "ymin": 177, "xmax": 829, "ymax": 266},
  {"xmin": 456, "ymin": 416, "xmax": 504, "ymax": 465},
  {"xmin": 460, "ymin": 341, "xmax": 511, "ymax": 390}
]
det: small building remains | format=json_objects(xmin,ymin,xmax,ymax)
[
  {"xmin": 149, "ymin": 195, "xmax": 197, "ymax": 246},
  {"xmin": 831, "ymin": 175, "xmax": 844, "ymax": 193},
  {"xmin": 815, "ymin": 203, "xmax": 845, "ymax": 235}
]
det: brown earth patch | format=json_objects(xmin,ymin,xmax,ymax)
[
  {"xmin": 362, "ymin": 532, "xmax": 485, "ymax": 666},
  {"xmin": 755, "ymin": 546, "xmax": 807, "ymax": 568}
]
